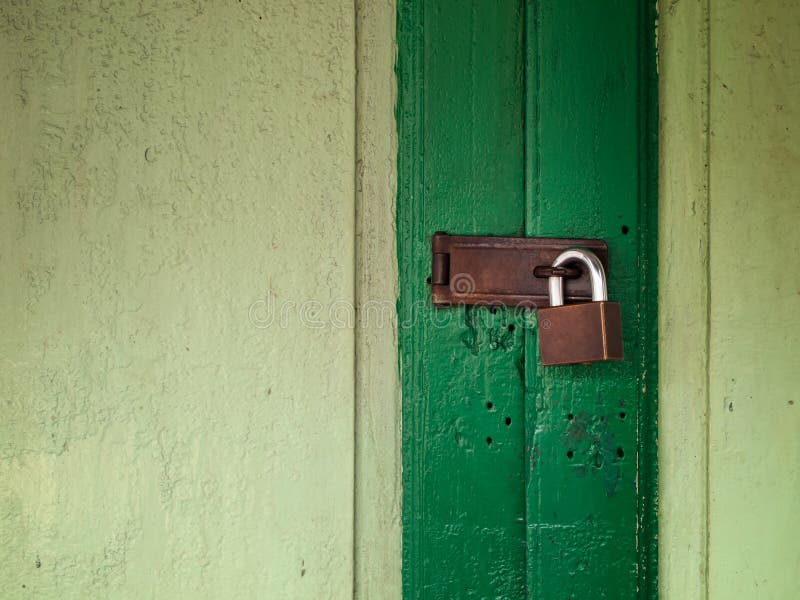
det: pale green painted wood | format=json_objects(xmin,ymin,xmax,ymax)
[
  {"xmin": 354, "ymin": 0, "xmax": 402, "ymax": 598},
  {"xmin": 659, "ymin": 1, "xmax": 800, "ymax": 599},
  {"xmin": 657, "ymin": 0, "xmax": 711, "ymax": 597},
  {"xmin": 707, "ymin": 1, "xmax": 800, "ymax": 597}
]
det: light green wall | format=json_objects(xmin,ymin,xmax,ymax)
[
  {"xmin": 3, "ymin": 1, "xmax": 799, "ymax": 599},
  {"xmin": 707, "ymin": 1, "xmax": 800, "ymax": 597},
  {"xmin": 0, "ymin": 2, "xmax": 356, "ymax": 598},
  {"xmin": 660, "ymin": 0, "xmax": 800, "ymax": 598}
]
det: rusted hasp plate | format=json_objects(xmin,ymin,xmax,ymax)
[{"xmin": 431, "ymin": 233, "xmax": 608, "ymax": 307}]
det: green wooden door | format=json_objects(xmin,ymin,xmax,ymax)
[{"xmin": 397, "ymin": 1, "xmax": 657, "ymax": 598}]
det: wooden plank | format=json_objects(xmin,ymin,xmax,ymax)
[
  {"xmin": 524, "ymin": 1, "xmax": 658, "ymax": 597},
  {"xmin": 397, "ymin": 1, "xmax": 528, "ymax": 597},
  {"xmin": 398, "ymin": 1, "xmax": 658, "ymax": 597}
]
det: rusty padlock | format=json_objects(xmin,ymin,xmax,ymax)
[{"xmin": 537, "ymin": 248, "xmax": 623, "ymax": 366}]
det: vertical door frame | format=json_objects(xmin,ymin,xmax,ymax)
[
  {"xmin": 657, "ymin": 1, "xmax": 711, "ymax": 598},
  {"xmin": 354, "ymin": 1, "xmax": 402, "ymax": 599},
  {"xmin": 353, "ymin": 1, "xmax": 712, "ymax": 598}
]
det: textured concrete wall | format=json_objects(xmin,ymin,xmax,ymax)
[
  {"xmin": 707, "ymin": 1, "xmax": 800, "ymax": 597},
  {"xmin": 0, "ymin": 2, "xmax": 356, "ymax": 598},
  {"xmin": 660, "ymin": 1, "xmax": 800, "ymax": 598}
]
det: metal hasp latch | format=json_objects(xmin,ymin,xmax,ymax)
[{"xmin": 430, "ymin": 233, "xmax": 609, "ymax": 308}]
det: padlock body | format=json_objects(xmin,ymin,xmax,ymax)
[{"xmin": 538, "ymin": 301, "xmax": 623, "ymax": 366}]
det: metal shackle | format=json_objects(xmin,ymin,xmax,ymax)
[{"xmin": 547, "ymin": 248, "xmax": 608, "ymax": 307}]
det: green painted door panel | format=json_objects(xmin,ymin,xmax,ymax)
[
  {"xmin": 397, "ymin": 1, "xmax": 657, "ymax": 598},
  {"xmin": 524, "ymin": 2, "xmax": 657, "ymax": 598},
  {"xmin": 398, "ymin": 2, "xmax": 527, "ymax": 597}
]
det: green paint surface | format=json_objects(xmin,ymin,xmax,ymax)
[
  {"xmin": 0, "ymin": 2, "xmax": 356, "ymax": 598},
  {"xmin": 397, "ymin": 2, "xmax": 528, "ymax": 596},
  {"xmin": 657, "ymin": 1, "xmax": 712, "ymax": 596},
  {"xmin": 524, "ymin": 2, "xmax": 658, "ymax": 597},
  {"xmin": 658, "ymin": 2, "xmax": 800, "ymax": 598},
  {"xmin": 706, "ymin": 1, "xmax": 800, "ymax": 597},
  {"xmin": 397, "ymin": 1, "xmax": 657, "ymax": 597}
]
